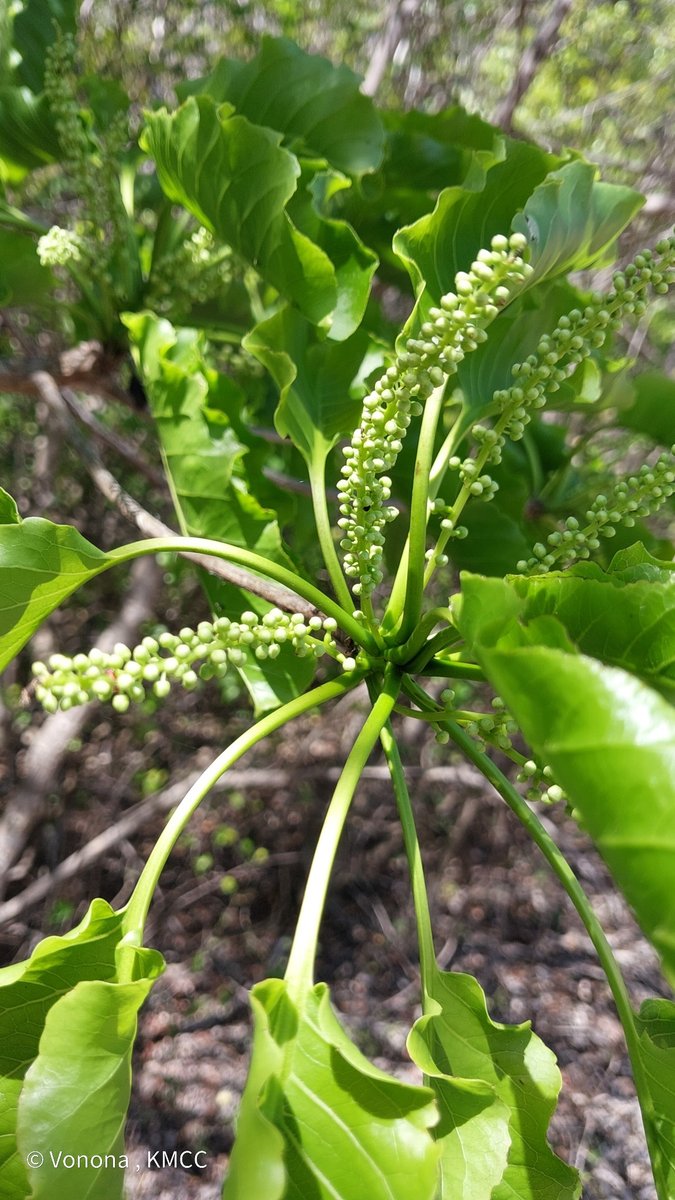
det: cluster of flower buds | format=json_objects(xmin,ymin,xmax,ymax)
[
  {"xmin": 147, "ymin": 227, "xmax": 234, "ymax": 314},
  {"xmin": 516, "ymin": 758, "xmax": 566, "ymax": 805},
  {"xmin": 37, "ymin": 226, "xmax": 85, "ymax": 268},
  {"xmin": 426, "ymin": 236, "xmax": 675, "ymax": 576},
  {"xmin": 519, "ymin": 445, "xmax": 675, "ymax": 573},
  {"xmin": 337, "ymin": 233, "xmax": 533, "ymax": 596},
  {"xmin": 32, "ymin": 610, "xmax": 339, "ymax": 714}
]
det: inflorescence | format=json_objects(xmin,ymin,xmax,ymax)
[
  {"xmin": 32, "ymin": 611, "xmax": 340, "ymax": 714},
  {"xmin": 519, "ymin": 446, "xmax": 675, "ymax": 573},
  {"xmin": 424, "ymin": 235, "xmax": 675, "ymax": 581},
  {"xmin": 146, "ymin": 226, "xmax": 234, "ymax": 314},
  {"xmin": 338, "ymin": 233, "xmax": 533, "ymax": 597}
]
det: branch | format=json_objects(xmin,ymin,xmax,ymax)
[
  {"xmin": 61, "ymin": 389, "xmax": 166, "ymax": 488},
  {"xmin": 0, "ymin": 556, "xmax": 161, "ymax": 899},
  {"xmin": 0, "ymin": 761, "xmax": 482, "ymax": 925},
  {"xmin": 0, "ymin": 341, "xmax": 131, "ymax": 405},
  {"xmin": 362, "ymin": 0, "xmax": 405, "ymax": 98},
  {"xmin": 495, "ymin": 0, "xmax": 573, "ymax": 133},
  {"xmin": 29, "ymin": 372, "xmax": 319, "ymax": 620}
]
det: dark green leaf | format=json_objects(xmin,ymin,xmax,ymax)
[
  {"xmin": 179, "ymin": 36, "xmax": 385, "ymax": 175},
  {"xmin": 0, "ymin": 88, "xmax": 58, "ymax": 174},
  {"xmin": 408, "ymin": 967, "xmax": 579, "ymax": 1199},
  {"xmin": 617, "ymin": 371, "xmax": 675, "ymax": 447},
  {"xmin": 12, "ymin": 0, "xmax": 77, "ymax": 93},
  {"xmin": 458, "ymin": 573, "xmax": 675, "ymax": 986},
  {"xmin": 0, "ymin": 228, "xmax": 54, "ymax": 305},
  {"xmin": 142, "ymin": 97, "xmax": 337, "ymax": 328},
  {"xmin": 0, "ymin": 518, "xmax": 111, "ymax": 671},
  {"xmin": 224, "ymin": 978, "xmax": 439, "ymax": 1200}
]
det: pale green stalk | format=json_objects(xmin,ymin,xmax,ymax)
[
  {"xmin": 108, "ymin": 535, "xmax": 374, "ymax": 651},
  {"xmin": 284, "ymin": 668, "xmax": 400, "ymax": 1001},
  {"xmin": 119, "ymin": 674, "xmax": 363, "ymax": 963},
  {"xmin": 308, "ymin": 457, "xmax": 355, "ymax": 614},
  {"xmin": 403, "ymin": 675, "xmax": 669, "ymax": 1200}
]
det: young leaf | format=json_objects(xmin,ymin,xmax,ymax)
[
  {"xmin": 11, "ymin": 0, "xmax": 77, "ymax": 93},
  {"xmin": 512, "ymin": 161, "xmax": 643, "ymax": 285},
  {"xmin": 142, "ymin": 97, "xmax": 337, "ymax": 327},
  {"xmin": 0, "ymin": 899, "xmax": 163, "ymax": 1200},
  {"xmin": 244, "ymin": 306, "xmax": 367, "ymax": 466},
  {"xmin": 504, "ymin": 563, "xmax": 675, "ymax": 693},
  {"xmin": 224, "ymin": 978, "xmax": 440, "ymax": 1200},
  {"xmin": 0, "ymin": 88, "xmax": 58, "ymax": 175},
  {"xmin": 179, "ymin": 36, "xmax": 385, "ymax": 176},
  {"xmin": 408, "ymin": 968, "xmax": 579, "ymax": 1200},
  {"xmin": 0, "ymin": 518, "xmax": 111, "ymax": 671},
  {"xmin": 458, "ymin": 573, "xmax": 675, "ymax": 987},
  {"xmin": 0, "ymin": 488, "xmax": 20, "ymax": 525}
]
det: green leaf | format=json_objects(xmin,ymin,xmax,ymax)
[
  {"xmin": 408, "ymin": 967, "xmax": 579, "ymax": 1199},
  {"xmin": 244, "ymin": 306, "xmax": 367, "ymax": 465},
  {"xmin": 0, "ymin": 227, "xmax": 54, "ymax": 305},
  {"xmin": 513, "ymin": 161, "xmax": 643, "ymax": 285},
  {"xmin": 0, "ymin": 518, "xmax": 111, "ymax": 671},
  {"xmin": 0, "ymin": 88, "xmax": 58, "ymax": 175},
  {"xmin": 0, "ymin": 488, "xmax": 20, "ymax": 524},
  {"xmin": 142, "ymin": 97, "xmax": 337, "ymax": 328},
  {"xmin": 617, "ymin": 371, "xmax": 675, "ymax": 447},
  {"xmin": 224, "ymin": 978, "xmax": 439, "ymax": 1200},
  {"xmin": 125, "ymin": 312, "xmax": 315, "ymax": 714},
  {"xmin": 179, "ymin": 36, "xmax": 385, "ymax": 175},
  {"xmin": 458, "ymin": 573, "xmax": 675, "ymax": 987},
  {"xmin": 393, "ymin": 138, "xmax": 556, "ymax": 331},
  {"xmin": 504, "ymin": 563, "xmax": 675, "ymax": 693},
  {"xmin": 0, "ymin": 899, "xmax": 163, "ymax": 1199},
  {"xmin": 635, "ymin": 998, "xmax": 675, "ymax": 1196},
  {"xmin": 12, "ymin": 0, "xmax": 77, "ymax": 93}
]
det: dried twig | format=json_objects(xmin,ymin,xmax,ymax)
[{"xmin": 29, "ymin": 372, "xmax": 318, "ymax": 619}]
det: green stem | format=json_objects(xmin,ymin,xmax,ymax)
[
  {"xmin": 407, "ymin": 627, "xmax": 462, "ymax": 674},
  {"xmin": 284, "ymin": 668, "xmax": 401, "ymax": 1001},
  {"xmin": 399, "ymin": 386, "xmax": 446, "ymax": 641},
  {"xmin": 308, "ymin": 456, "xmax": 355, "ymax": 614},
  {"xmin": 403, "ymin": 675, "xmax": 667, "ymax": 1200},
  {"xmin": 417, "ymin": 658, "xmax": 486, "ymax": 681},
  {"xmin": 382, "ymin": 385, "xmax": 445, "ymax": 636},
  {"xmin": 119, "ymin": 673, "xmax": 363, "ymax": 964},
  {"xmin": 387, "ymin": 606, "xmax": 454, "ymax": 664},
  {"xmin": 378, "ymin": 718, "xmax": 436, "ymax": 990},
  {"xmin": 428, "ymin": 408, "xmax": 468, "ymax": 501},
  {"xmin": 108, "ymin": 535, "xmax": 374, "ymax": 652}
]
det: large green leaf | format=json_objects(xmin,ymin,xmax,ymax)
[
  {"xmin": 244, "ymin": 306, "xmax": 367, "ymax": 466},
  {"xmin": 504, "ymin": 562, "xmax": 675, "ymax": 694},
  {"xmin": 0, "ymin": 228, "xmax": 54, "ymax": 305},
  {"xmin": 617, "ymin": 370, "xmax": 675, "ymax": 447},
  {"xmin": 635, "ymin": 998, "xmax": 675, "ymax": 1196},
  {"xmin": 125, "ymin": 312, "xmax": 315, "ymax": 713},
  {"xmin": 458, "ymin": 573, "xmax": 675, "ymax": 986},
  {"xmin": 12, "ymin": 0, "xmax": 77, "ymax": 93},
  {"xmin": 0, "ymin": 88, "xmax": 58, "ymax": 175},
  {"xmin": 0, "ymin": 517, "xmax": 111, "ymax": 671},
  {"xmin": 393, "ymin": 138, "xmax": 557, "ymax": 332},
  {"xmin": 0, "ymin": 899, "xmax": 163, "ymax": 1199},
  {"xmin": 512, "ymin": 161, "xmax": 643, "ymax": 285},
  {"xmin": 179, "ymin": 36, "xmax": 385, "ymax": 175},
  {"xmin": 142, "ymin": 97, "xmax": 338, "ymax": 328},
  {"xmin": 223, "ymin": 978, "xmax": 439, "ymax": 1200},
  {"xmin": 408, "ymin": 967, "xmax": 579, "ymax": 1199}
]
